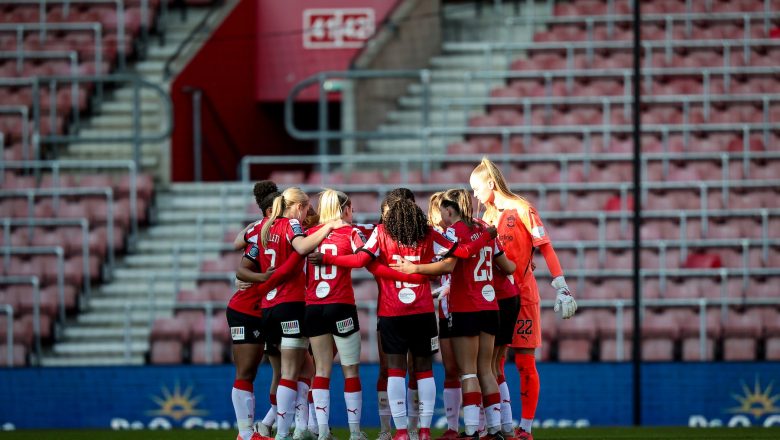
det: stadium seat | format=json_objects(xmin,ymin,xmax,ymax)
[
  {"xmin": 150, "ymin": 317, "xmax": 191, "ymax": 343},
  {"xmin": 557, "ymin": 310, "xmax": 599, "ymax": 362},
  {"xmin": 191, "ymin": 340, "xmax": 225, "ymax": 364},
  {"xmin": 722, "ymin": 311, "xmax": 763, "ymax": 361},
  {"xmin": 150, "ymin": 340, "xmax": 184, "ymax": 365}
]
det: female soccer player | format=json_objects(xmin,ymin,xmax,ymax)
[
  {"xmin": 254, "ymin": 187, "xmax": 343, "ymax": 440},
  {"xmin": 470, "ymin": 157, "xmax": 577, "ymax": 440}
]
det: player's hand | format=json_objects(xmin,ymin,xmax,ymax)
[
  {"xmin": 308, "ymin": 252, "xmax": 324, "ymax": 265},
  {"xmin": 552, "ymin": 276, "xmax": 577, "ymax": 319},
  {"xmin": 486, "ymin": 226, "xmax": 498, "ymax": 239},
  {"xmin": 258, "ymin": 266, "xmax": 275, "ymax": 283},
  {"xmin": 234, "ymin": 278, "xmax": 253, "ymax": 291},
  {"xmin": 389, "ymin": 257, "xmax": 418, "ymax": 274}
]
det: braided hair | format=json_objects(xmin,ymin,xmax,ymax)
[
  {"xmin": 383, "ymin": 198, "xmax": 429, "ymax": 247},
  {"xmin": 380, "ymin": 187, "xmax": 415, "ymax": 223}
]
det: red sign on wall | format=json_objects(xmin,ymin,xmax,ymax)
[{"xmin": 303, "ymin": 8, "xmax": 375, "ymax": 49}]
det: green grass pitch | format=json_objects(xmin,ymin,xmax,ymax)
[{"xmin": 3, "ymin": 427, "xmax": 779, "ymax": 440}]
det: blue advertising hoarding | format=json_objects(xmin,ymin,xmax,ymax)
[{"xmin": 1, "ymin": 363, "xmax": 779, "ymax": 430}]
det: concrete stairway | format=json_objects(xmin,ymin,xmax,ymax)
[{"xmin": 365, "ymin": 1, "xmax": 551, "ymax": 157}]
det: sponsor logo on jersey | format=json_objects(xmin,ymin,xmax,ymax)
[
  {"xmin": 431, "ymin": 336, "xmax": 439, "ymax": 351},
  {"xmin": 315, "ymin": 281, "xmax": 331, "ymax": 299},
  {"xmin": 398, "ymin": 287, "xmax": 416, "ymax": 304},
  {"xmin": 281, "ymin": 320, "xmax": 300, "ymax": 335},
  {"xmin": 231, "ymin": 327, "xmax": 245, "ymax": 341},
  {"xmin": 336, "ymin": 317, "xmax": 355, "ymax": 334},
  {"xmin": 266, "ymin": 289, "xmax": 277, "ymax": 301},
  {"xmin": 290, "ymin": 219, "xmax": 304, "ymax": 235},
  {"xmin": 481, "ymin": 284, "xmax": 496, "ymax": 302}
]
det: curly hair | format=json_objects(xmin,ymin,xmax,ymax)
[
  {"xmin": 253, "ymin": 180, "xmax": 280, "ymax": 214},
  {"xmin": 380, "ymin": 187, "xmax": 415, "ymax": 222},
  {"xmin": 383, "ymin": 198, "xmax": 429, "ymax": 247}
]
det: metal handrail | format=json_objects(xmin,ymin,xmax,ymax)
[
  {"xmin": 0, "ymin": 187, "xmax": 116, "ymax": 271},
  {"xmin": 0, "ymin": 160, "xmax": 140, "ymax": 245},
  {"xmin": 0, "ymin": 106, "xmax": 30, "ymax": 161},
  {"xmin": 5, "ymin": 0, "xmax": 128, "ymax": 69},
  {"xmin": 2, "ymin": 218, "xmax": 92, "ymax": 301},
  {"xmin": 0, "ymin": 22, "xmax": 104, "ymax": 74},
  {"xmin": 0, "ymin": 302, "xmax": 13, "ymax": 367},
  {"xmin": 0, "ymin": 270, "xmax": 45, "ymax": 364}
]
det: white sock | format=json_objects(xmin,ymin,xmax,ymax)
[
  {"xmin": 462, "ymin": 392, "xmax": 481, "ymax": 435},
  {"xmin": 387, "ymin": 371, "xmax": 408, "ymax": 430},
  {"xmin": 478, "ymin": 406, "xmax": 486, "ymax": 433},
  {"xmin": 312, "ymin": 376, "xmax": 331, "ymax": 437},
  {"xmin": 276, "ymin": 379, "xmax": 298, "ymax": 437},
  {"xmin": 443, "ymin": 384, "xmax": 461, "ymax": 432},
  {"xmin": 232, "ymin": 385, "xmax": 254, "ymax": 440},
  {"xmin": 520, "ymin": 418, "xmax": 533, "ymax": 433},
  {"xmin": 415, "ymin": 373, "xmax": 435, "ymax": 429},
  {"xmin": 407, "ymin": 386, "xmax": 419, "ymax": 432},
  {"xmin": 378, "ymin": 390, "xmax": 391, "ymax": 432},
  {"xmin": 498, "ymin": 380, "xmax": 513, "ymax": 433},
  {"xmin": 295, "ymin": 380, "xmax": 310, "ymax": 435},
  {"xmin": 308, "ymin": 397, "xmax": 318, "ymax": 434},
  {"xmin": 344, "ymin": 377, "xmax": 362, "ymax": 434}
]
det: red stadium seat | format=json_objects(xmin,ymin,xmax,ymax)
[
  {"xmin": 191, "ymin": 340, "xmax": 225, "ymax": 364},
  {"xmin": 150, "ymin": 317, "xmax": 191, "ymax": 343},
  {"xmin": 722, "ymin": 311, "xmax": 762, "ymax": 361},
  {"xmin": 150, "ymin": 340, "xmax": 184, "ymax": 364}
]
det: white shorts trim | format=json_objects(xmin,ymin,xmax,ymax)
[
  {"xmin": 334, "ymin": 331, "xmax": 361, "ymax": 366},
  {"xmin": 281, "ymin": 336, "xmax": 309, "ymax": 350}
]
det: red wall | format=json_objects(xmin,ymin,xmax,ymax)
[{"xmin": 170, "ymin": 0, "xmax": 397, "ymax": 182}]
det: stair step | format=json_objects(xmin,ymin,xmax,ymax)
[
  {"xmin": 407, "ymin": 81, "xmax": 501, "ymax": 96},
  {"xmin": 365, "ymin": 138, "xmax": 455, "ymax": 154},
  {"xmin": 429, "ymin": 54, "xmax": 510, "ymax": 69},
  {"xmin": 123, "ymin": 253, "xmax": 211, "ymax": 267},
  {"xmin": 134, "ymin": 61, "xmax": 166, "ymax": 74},
  {"xmin": 89, "ymin": 297, "xmax": 176, "ymax": 310},
  {"xmin": 113, "ymin": 87, "xmax": 166, "ymax": 101},
  {"xmin": 77, "ymin": 311, "xmax": 171, "ymax": 325},
  {"xmin": 113, "ymin": 267, "xmax": 200, "ymax": 281},
  {"xmin": 40, "ymin": 356, "xmax": 145, "ymax": 366},
  {"xmin": 387, "ymin": 110, "xmax": 480, "ymax": 125},
  {"xmin": 63, "ymin": 326, "xmax": 149, "ymax": 339},
  {"xmin": 155, "ymin": 194, "xmax": 247, "ymax": 210},
  {"xmin": 156, "ymin": 209, "xmax": 250, "ymax": 224},
  {"xmin": 100, "ymin": 101, "xmax": 160, "ymax": 115},
  {"xmin": 89, "ymin": 115, "xmax": 163, "ymax": 130},
  {"xmin": 99, "ymin": 281, "xmax": 182, "ymax": 295},
  {"xmin": 144, "ymin": 223, "xmax": 226, "ymax": 238},
  {"xmin": 52, "ymin": 341, "xmax": 149, "ymax": 355}
]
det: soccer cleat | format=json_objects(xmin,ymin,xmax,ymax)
[
  {"xmin": 250, "ymin": 434, "xmax": 275, "ymax": 440},
  {"xmin": 479, "ymin": 432, "xmax": 510, "ymax": 440},
  {"xmin": 256, "ymin": 422, "xmax": 273, "ymax": 437},
  {"xmin": 409, "ymin": 430, "xmax": 419, "ymax": 440},
  {"xmin": 456, "ymin": 432, "xmax": 479, "ymax": 440},
  {"xmin": 350, "ymin": 432, "xmax": 369, "ymax": 440},
  {"xmin": 377, "ymin": 431, "xmax": 393, "ymax": 440},
  {"xmin": 513, "ymin": 428, "xmax": 532, "ymax": 440},
  {"xmin": 392, "ymin": 430, "xmax": 410, "ymax": 440},
  {"xmin": 418, "ymin": 428, "xmax": 431, "ymax": 440},
  {"xmin": 435, "ymin": 430, "xmax": 460, "ymax": 440}
]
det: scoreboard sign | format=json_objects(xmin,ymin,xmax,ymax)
[{"xmin": 303, "ymin": 8, "xmax": 375, "ymax": 49}]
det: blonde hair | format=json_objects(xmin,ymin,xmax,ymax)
[
  {"xmin": 261, "ymin": 187, "xmax": 308, "ymax": 247},
  {"xmin": 317, "ymin": 188, "xmax": 350, "ymax": 223},
  {"xmin": 470, "ymin": 157, "xmax": 523, "ymax": 225},
  {"xmin": 427, "ymin": 191, "xmax": 445, "ymax": 229},
  {"xmin": 441, "ymin": 188, "xmax": 474, "ymax": 227}
]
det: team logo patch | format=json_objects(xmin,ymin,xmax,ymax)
[
  {"xmin": 290, "ymin": 219, "xmax": 304, "ymax": 235},
  {"xmin": 398, "ymin": 287, "xmax": 416, "ymax": 304},
  {"xmin": 336, "ymin": 317, "xmax": 355, "ymax": 334},
  {"xmin": 266, "ymin": 289, "xmax": 277, "ymax": 301},
  {"xmin": 506, "ymin": 215, "xmax": 516, "ymax": 228},
  {"xmin": 481, "ymin": 284, "xmax": 496, "ymax": 302},
  {"xmin": 532, "ymin": 226, "xmax": 545, "ymax": 239},
  {"xmin": 247, "ymin": 244, "xmax": 259, "ymax": 259},
  {"xmin": 445, "ymin": 227, "xmax": 457, "ymax": 241},
  {"xmin": 431, "ymin": 336, "xmax": 439, "ymax": 351},
  {"xmin": 253, "ymin": 330, "xmax": 261, "ymax": 338},
  {"xmin": 281, "ymin": 320, "xmax": 300, "ymax": 335},
  {"xmin": 315, "ymin": 281, "xmax": 331, "ymax": 299},
  {"xmin": 231, "ymin": 326, "xmax": 245, "ymax": 341}
]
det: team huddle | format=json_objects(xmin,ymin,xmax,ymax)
[{"xmin": 225, "ymin": 158, "xmax": 578, "ymax": 440}]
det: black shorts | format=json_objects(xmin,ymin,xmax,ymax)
[
  {"xmin": 449, "ymin": 310, "xmax": 500, "ymax": 338},
  {"xmin": 496, "ymin": 296, "xmax": 521, "ymax": 346},
  {"xmin": 438, "ymin": 317, "xmax": 451, "ymax": 339},
  {"xmin": 226, "ymin": 307, "xmax": 264, "ymax": 345},
  {"xmin": 262, "ymin": 301, "xmax": 306, "ymax": 347},
  {"xmin": 305, "ymin": 303, "xmax": 360, "ymax": 338},
  {"xmin": 378, "ymin": 313, "xmax": 439, "ymax": 357}
]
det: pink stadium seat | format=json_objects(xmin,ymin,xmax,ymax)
[
  {"xmin": 150, "ymin": 340, "xmax": 184, "ymax": 365},
  {"xmin": 268, "ymin": 170, "xmax": 305, "ymax": 185},
  {"xmin": 150, "ymin": 317, "xmax": 191, "ymax": 343},
  {"xmin": 722, "ymin": 311, "xmax": 762, "ymax": 361},
  {"xmin": 0, "ymin": 343, "xmax": 27, "ymax": 366},
  {"xmin": 192, "ymin": 313, "xmax": 230, "ymax": 344},
  {"xmin": 557, "ymin": 310, "xmax": 599, "ymax": 362},
  {"xmin": 191, "ymin": 340, "xmax": 225, "ymax": 364}
]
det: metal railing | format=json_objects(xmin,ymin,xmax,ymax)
[
  {"xmin": 0, "ymin": 302, "xmax": 14, "ymax": 367},
  {"xmin": 0, "ymin": 106, "xmax": 30, "ymax": 161},
  {"xmin": 0, "ymin": 272, "xmax": 44, "ymax": 364},
  {"xmin": 0, "ymin": 74, "xmax": 173, "ymax": 169},
  {"xmin": 0, "ymin": 160, "xmax": 141, "ymax": 245},
  {"xmin": 0, "ymin": 187, "xmax": 116, "ymax": 271},
  {"xmin": 2, "ymin": 218, "xmax": 92, "ymax": 300}
]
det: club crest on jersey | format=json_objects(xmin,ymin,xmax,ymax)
[
  {"xmin": 253, "ymin": 330, "xmax": 261, "ymax": 338},
  {"xmin": 247, "ymin": 245, "xmax": 259, "ymax": 259},
  {"xmin": 316, "ymin": 281, "xmax": 331, "ymax": 299},
  {"xmin": 281, "ymin": 320, "xmax": 300, "ymax": 335},
  {"xmin": 506, "ymin": 215, "xmax": 516, "ymax": 228},
  {"xmin": 231, "ymin": 326, "xmax": 245, "ymax": 341},
  {"xmin": 431, "ymin": 336, "xmax": 439, "ymax": 351},
  {"xmin": 398, "ymin": 287, "xmax": 416, "ymax": 304},
  {"xmin": 266, "ymin": 288, "xmax": 277, "ymax": 301},
  {"xmin": 336, "ymin": 317, "xmax": 355, "ymax": 334}
]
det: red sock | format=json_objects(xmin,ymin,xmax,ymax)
[{"xmin": 515, "ymin": 353, "xmax": 540, "ymax": 420}]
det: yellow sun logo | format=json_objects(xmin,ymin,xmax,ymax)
[
  {"xmin": 146, "ymin": 382, "xmax": 208, "ymax": 421},
  {"xmin": 727, "ymin": 376, "xmax": 780, "ymax": 419}
]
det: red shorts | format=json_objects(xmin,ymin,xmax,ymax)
[{"xmin": 510, "ymin": 301, "xmax": 541, "ymax": 349}]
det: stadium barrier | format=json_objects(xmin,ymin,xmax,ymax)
[{"xmin": 0, "ymin": 274, "xmax": 43, "ymax": 361}]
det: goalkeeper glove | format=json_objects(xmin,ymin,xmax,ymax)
[{"xmin": 552, "ymin": 276, "xmax": 577, "ymax": 319}]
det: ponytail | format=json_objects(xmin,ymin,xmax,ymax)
[
  {"xmin": 318, "ymin": 188, "xmax": 350, "ymax": 224},
  {"xmin": 441, "ymin": 189, "xmax": 473, "ymax": 227},
  {"xmin": 427, "ymin": 191, "xmax": 445, "ymax": 228},
  {"xmin": 471, "ymin": 156, "xmax": 523, "ymax": 225},
  {"xmin": 260, "ymin": 195, "xmax": 285, "ymax": 248}
]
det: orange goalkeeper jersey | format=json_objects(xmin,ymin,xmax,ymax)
[{"xmin": 494, "ymin": 198, "xmax": 550, "ymax": 305}]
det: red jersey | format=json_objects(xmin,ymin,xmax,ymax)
[
  {"xmin": 361, "ymin": 224, "xmax": 456, "ymax": 317},
  {"xmin": 228, "ymin": 218, "xmax": 266, "ymax": 317},
  {"xmin": 305, "ymin": 224, "xmax": 367, "ymax": 305},
  {"xmin": 494, "ymin": 199, "xmax": 550, "ymax": 305},
  {"xmin": 445, "ymin": 221, "xmax": 500, "ymax": 312},
  {"xmin": 258, "ymin": 217, "xmax": 306, "ymax": 308}
]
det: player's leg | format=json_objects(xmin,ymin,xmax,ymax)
[
  {"xmin": 492, "ymin": 345, "xmax": 513, "ymax": 436},
  {"xmin": 294, "ymin": 352, "xmax": 314, "ymax": 439},
  {"xmin": 276, "ymin": 303, "xmax": 309, "ymax": 439},
  {"xmin": 229, "ymin": 308, "xmax": 265, "ymax": 440},
  {"xmin": 406, "ymin": 351, "xmax": 419, "ymax": 440},
  {"xmin": 310, "ymin": 333, "xmax": 334, "ymax": 440},
  {"xmin": 451, "ymin": 334, "xmax": 480, "ymax": 437},
  {"xmin": 408, "ymin": 313, "xmax": 438, "ymax": 440},
  {"xmin": 379, "ymin": 316, "xmax": 412, "ymax": 440},
  {"xmin": 376, "ymin": 330, "xmax": 392, "ymax": 440},
  {"xmin": 512, "ymin": 302, "xmax": 541, "ymax": 440},
  {"xmin": 477, "ymin": 330, "xmax": 501, "ymax": 437},
  {"xmin": 336, "ymin": 331, "xmax": 364, "ymax": 440},
  {"xmin": 438, "ymin": 334, "xmax": 461, "ymax": 439}
]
